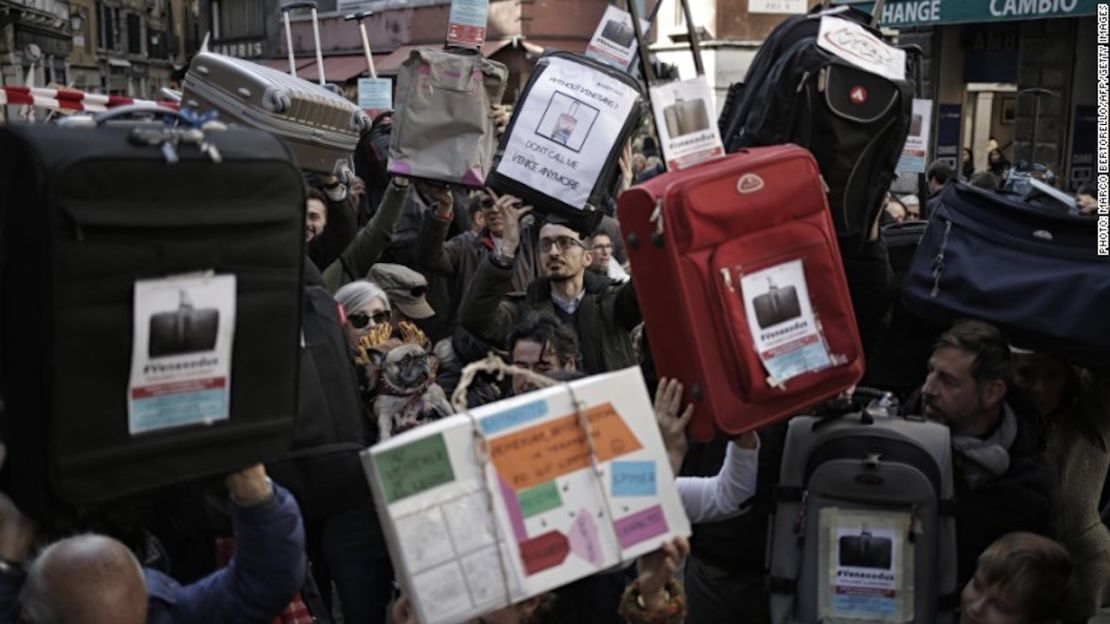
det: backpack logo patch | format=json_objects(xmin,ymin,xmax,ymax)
[
  {"xmin": 737, "ymin": 174, "xmax": 765, "ymax": 194},
  {"xmin": 850, "ymin": 85, "xmax": 868, "ymax": 105}
]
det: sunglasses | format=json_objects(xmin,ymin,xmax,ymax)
[
  {"xmin": 348, "ymin": 310, "xmax": 390, "ymax": 329},
  {"xmin": 539, "ymin": 235, "xmax": 588, "ymax": 253}
]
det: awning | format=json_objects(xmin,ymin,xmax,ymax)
[
  {"xmin": 107, "ymin": 58, "xmax": 131, "ymax": 68},
  {"xmin": 298, "ymin": 54, "xmax": 385, "ymax": 82},
  {"xmin": 255, "ymin": 57, "xmax": 316, "ymax": 72},
  {"xmin": 848, "ymin": 0, "xmax": 1096, "ymax": 28}
]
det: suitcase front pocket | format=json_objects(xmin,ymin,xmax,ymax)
[{"xmin": 711, "ymin": 223, "xmax": 858, "ymax": 401}]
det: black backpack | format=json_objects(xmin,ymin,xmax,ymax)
[
  {"xmin": 718, "ymin": 5, "xmax": 913, "ymax": 249},
  {"xmin": 267, "ymin": 261, "xmax": 369, "ymax": 522}
]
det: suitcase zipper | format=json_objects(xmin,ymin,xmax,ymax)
[{"xmin": 930, "ymin": 220, "xmax": 952, "ymax": 297}]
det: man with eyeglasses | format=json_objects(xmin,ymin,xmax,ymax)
[
  {"xmin": 588, "ymin": 232, "xmax": 629, "ymax": 283},
  {"xmin": 459, "ymin": 202, "xmax": 640, "ymax": 375},
  {"xmin": 415, "ymin": 191, "xmax": 542, "ymax": 337}
]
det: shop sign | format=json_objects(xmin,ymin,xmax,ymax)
[{"xmin": 848, "ymin": 0, "xmax": 1096, "ymax": 28}]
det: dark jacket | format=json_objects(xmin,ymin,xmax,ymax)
[
  {"xmin": 415, "ymin": 212, "xmax": 541, "ymax": 336},
  {"xmin": 0, "ymin": 484, "xmax": 306, "ymax": 624},
  {"xmin": 951, "ymin": 397, "xmax": 1056, "ymax": 586},
  {"xmin": 458, "ymin": 257, "xmax": 641, "ymax": 374},
  {"xmin": 322, "ymin": 180, "xmax": 407, "ymax": 293}
]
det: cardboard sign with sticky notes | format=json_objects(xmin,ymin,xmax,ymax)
[{"xmin": 362, "ymin": 366, "xmax": 690, "ymax": 624}]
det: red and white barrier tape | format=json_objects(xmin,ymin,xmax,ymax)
[{"xmin": 0, "ymin": 86, "xmax": 179, "ymax": 113}]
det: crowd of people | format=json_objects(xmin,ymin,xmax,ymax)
[{"xmin": 0, "ymin": 101, "xmax": 1105, "ymax": 624}]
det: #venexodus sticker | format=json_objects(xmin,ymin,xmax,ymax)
[
  {"xmin": 128, "ymin": 273, "xmax": 236, "ymax": 435},
  {"xmin": 739, "ymin": 259, "xmax": 832, "ymax": 385}
]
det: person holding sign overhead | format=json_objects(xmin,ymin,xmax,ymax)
[{"xmin": 458, "ymin": 197, "xmax": 640, "ymax": 375}]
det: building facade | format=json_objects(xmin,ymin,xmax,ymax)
[{"xmin": 851, "ymin": 0, "xmax": 1097, "ymax": 191}]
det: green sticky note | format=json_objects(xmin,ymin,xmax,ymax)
[
  {"xmin": 375, "ymin": 434, "xmax": 455, "ymax": 504},
  {"xmin": 517, "ymin": 480, "xmax": 562, "ymax": 518}
]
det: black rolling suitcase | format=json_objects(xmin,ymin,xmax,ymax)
[{"xmin": 0, "ymin": 109, "xmax": 304, "ymax": 517}]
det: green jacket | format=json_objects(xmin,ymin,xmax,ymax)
[
  {"xmin": 459, "ymin": 256, "xmax": 641, "ymax": 374},
  {"xmin": 322, "ymin": 181, "xmax": 408, "ymax": 293}
]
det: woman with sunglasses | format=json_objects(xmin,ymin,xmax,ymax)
[{"xmin": 334, "ymin": 280, "xmax": 392, "ymax": 348}]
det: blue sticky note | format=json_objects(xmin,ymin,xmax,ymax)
[
  {"xmin": 611, "ymin": 461, "xmax": 656, "ymax": 497},
  {"xmin": 479, "ymin": 399, "xmax": 548, "ymax": 435}
]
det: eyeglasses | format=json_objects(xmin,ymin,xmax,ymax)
[
  {"xmin": 538, "ymin": 236, "xmax": 587, "ymax": 253},
  {"xmin": 348, "ymin": 310, "xmax": 390, "ymax": 329}
]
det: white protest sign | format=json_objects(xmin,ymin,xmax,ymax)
[
  {"xmin": 495, "ymin": 56, "xmax": 640, "ymax": 210},
  {"xmin": 128, "ymin": 273, "xmax": 236, "ymax": 435},
  {"xmin": 897, "ymin": 98, "xmax": 933, "ymax": 173},
  {"xmin": 650, "ymin": 75, "xmax": 725, "ymax": 171},
  {"xmin": 740, "ymin": 259, "xmax": 833, "ymax": 386},
  {"xmin": 358, "ymin": 77, "xmax": 393, "ymax": 115},
  {"xmin": 585, "ymin": 5, "xmax": 650, "ymax": 71},
  {"xmin": 364, "ymin": 367, "xmax": 691, "ymax": 624},
  {"xmin": 817, "ymin": 16, "xmax": 906, "ymax": 83}
]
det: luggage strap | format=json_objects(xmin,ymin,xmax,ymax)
[
  {"xmin": 766, "ymin": 575, "xmax": 797, "ymax": 595},
  {"xmin": 774, "ymin": 485, "xmax": 804, "ymax": 502}
]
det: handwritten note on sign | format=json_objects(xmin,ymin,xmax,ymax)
[
  {"xmin": 489, "ymin": 403, "xmax": 642, "ymax": 491},
  {"xmin": 375, "ymin": 434, "xmax": 455, "ymax": 503}
]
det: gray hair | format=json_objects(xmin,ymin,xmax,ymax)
[{"xmin": 334, "ymin": 280, "xmax": 390, "ymax": 316}]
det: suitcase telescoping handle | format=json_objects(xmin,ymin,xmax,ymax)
[
  {"xmin": 344, "ymin": 11, "xmax": 378, "ymax": 79},
  {"xmin": 626, "ymin": 0, "xmax": 704, "ymax": 174},
  {"xmin": 281, "ymin": 1, "xmax": 325, "ymax": 86}
]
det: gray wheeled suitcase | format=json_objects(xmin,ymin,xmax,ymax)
[
  {"xmin": 181, "ymin": 51, "xmax": 368, "ymax": 176},
  {"xmin": 769, "ymin": 405, "xmax": 957, "ymax": 623}
]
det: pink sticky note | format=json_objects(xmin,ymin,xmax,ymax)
[
  {"xmin": 568, "ymin": 508, "xmax": 603, "ymax": 567},
  {"xmin": 614, "ymin": 505, "xmax": 668, "ymax": 550}
]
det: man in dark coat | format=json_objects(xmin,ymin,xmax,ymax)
[
  {"xmin": 916, "ymin": 319, "xmax": 1056, "ymax": 586},
  {"xmin": 458, "ymin": 198, "xmax": 640, "ymax": 375}
]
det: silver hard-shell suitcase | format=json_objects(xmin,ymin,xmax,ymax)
[{"xmin": 181, "ymin": 52, "xmax": 368, "ymax": 176}]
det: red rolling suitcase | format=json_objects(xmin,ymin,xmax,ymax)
[{"xmin": 618, "ymin": 146, "xmax": 865, "ymax": 441}]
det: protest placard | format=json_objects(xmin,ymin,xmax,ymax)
[
  {"xmin": 650, "ymin": 76, "xmax": 725, "ymax": 171},
  {"xmin": 363, "ymin": 367, "xmax": 691, "ymax": 624}
]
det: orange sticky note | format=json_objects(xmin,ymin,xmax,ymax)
[{"xmin": 488, "ymin": 403, "xmax": 641, "ymax": 491}]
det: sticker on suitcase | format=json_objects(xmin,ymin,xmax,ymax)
[
  {"xmin": 739, "ymin": 259, "xmax": 832, "ymax": 385},
  {"xmin": 816, "ymin": 16, "xmax": 906, "ymax": 83},
  {"xmin": 128, "ymin": 273, "xmax": 236, "ymax": 435},
  {"xmin": 817, "ymin": 508, "xmax": 915, "ymax": 621},
  {"xmin": 649, "ymin": 76, "xmax": 725, "ymax": 171}
]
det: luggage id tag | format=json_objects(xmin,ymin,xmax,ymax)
[
  {"xmin": 739, "ymin": 259, "xmax": 834, "ymax": 387},
  {"xmin": 128, "ymin": 271, "xmax": 237, "ymax": 435},
  {"xmin": 648, "ymin": 76, "xmax": 725, "ymax": 171}
]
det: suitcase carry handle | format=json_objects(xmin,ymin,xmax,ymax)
[{"xmin": 55, "ymin": 104, "xmax": 186, "ymax": 128}]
